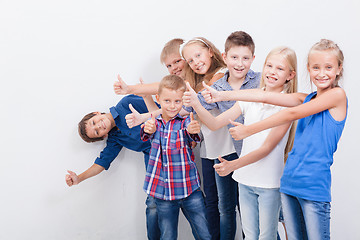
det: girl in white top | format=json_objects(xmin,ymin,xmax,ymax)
[{"xmin": 183, "ymin": 46, "xmax": 298, "ymax": 240}]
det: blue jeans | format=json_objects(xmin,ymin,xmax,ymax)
[
  {"xmin": 281, "ymin": 193, "xmax": 331, "ymax": 240},
  {"xmin": 202, "ymin": 152, "xmax": 239, "ymax": 240},
  {"xmin": 154, "ymin": 189, "xmax": 211, "ymax": 240},
  {"xmin": 239, "ymin": 184, "xmax": 281, "ymax": 240},
  {"xmin": 144, "ymin": 154, "xmax": 161, "ymax": 240},
  {"xmin": 146, "ymin": 195, "xmax": 161, "ymax": 240}
]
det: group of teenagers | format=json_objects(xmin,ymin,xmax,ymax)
[{"xmin": 65, "ymin": 31, "xmax": 348, "ymax": 240}]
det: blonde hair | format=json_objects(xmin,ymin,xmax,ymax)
[
  {"xmin": 160, "ymin": 38, "xmax": 184, "ymax": 64},
  {"xmin": 158, "ymin": 74, "xmax": 186, "ymax": 95},
  {"xmin": 261, "ymin": 46, "xmax": 298, "ymax": 161},
  {"xmin": 307, "ymin": 39, "xmax": 344, "ymax": 87},
  {"xmin": 181, "ymin": 37, "xmax": 225, "ymax": 92}
]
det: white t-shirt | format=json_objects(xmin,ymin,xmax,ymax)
[
  {"xmin": 231, "ymin": 100, "xmax": 289, "ymax": 188},
  {"xmin": 200, "ymin": 108, "xmax": 236, "ymax": 159}
]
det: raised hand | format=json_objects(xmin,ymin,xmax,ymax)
[
  {"xmin": 125, "ymin": 104, "xmax": 143, "ymax": 128},
  {"xmin": 214, "ymin": 156, "xmax": 234, "ymax": 176},
  {"xmin": 183, "ymin": 82, "xmax": 199, "ymax": 107},
  {"xmin": 144, "ymin": 114, "xmax": 156, "ymax": 134},
  {"xmin": 187, "ymin": 112, "xmax": 200, "ymax": 134},
  {"xmin": 114, "ymin": 74, "xmax": 129, "ymax": 95},
  {"xmin": 229, "ymin": 119, "xmax": 248, "ymax": 140},
  {"xmin": 201, "ymin": 81, "xmax": 221, "ymax": 103},
  {"xmin": 65, "ymin": 170, "xmax": 80, "ymax": 187}
]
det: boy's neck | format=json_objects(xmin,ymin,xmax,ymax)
[{"xmin": 227, "ymin": 75, "xmax": 245, "ymax": 90}]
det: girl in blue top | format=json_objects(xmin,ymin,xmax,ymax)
[{"xmin": 202, "ymin": 39, "xmax": 347, "ymax": 240}]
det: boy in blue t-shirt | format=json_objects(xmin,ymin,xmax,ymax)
[{"xmin": 65, "ymin": 94, "xmax": 160, "ymax": 240}]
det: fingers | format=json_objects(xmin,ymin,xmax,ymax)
[{"xmin": 139, "ymin": 77, "xmax": 144, "ymax": 85}]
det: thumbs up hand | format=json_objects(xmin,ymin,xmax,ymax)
[
  {"xmin": 201, "ymin": 81, "xmax": 222, "ymax": 103},
  {"xmin": 187, "ymin": 112, "xmax": 200, "ymax": 134},
  {"xmin": 125, "ymin": 104, "xmax": 142, "ymax": 128},
  {"xmin": 213, "ymin": 156, "xmax": 234, "ymax": 176},
  {"xmin": 229, "ymin": 119, "xmax": 247, "ymax": 140},
  {"xmin": 183, "ymin": 82, "xmax": 200, "ymax": 107},
  {"xmin": 114, "ymin": 74, "xmax": 130, "ymax": 95},
  {"xmin": 144, "ymin": 114, "xmax": 157, "ymax": 134}
]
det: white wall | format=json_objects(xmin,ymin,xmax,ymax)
[{"xmin": 1, "ymin": 0, "xmax": 359, "ymax": 239}]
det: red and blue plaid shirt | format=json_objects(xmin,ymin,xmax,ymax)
[{"xmin": 141, "ymin": 114, "xmax": 201, "ymax": 201}]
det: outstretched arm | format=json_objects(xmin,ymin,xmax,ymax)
[
  {"xmin": 65, "ymin": 164, "xmax": 105, "ymax": 187},
  {"xmin": 202, "ymin": 82, "xmax": 306, "ymax": 107},
  {"xmin": 214, "ymin": 122, "xmax": 291, "ymax": 176},
  {"xmin": 233, "ymin": 87, "xmax": 347, "ymax": 140},
  {"xmin": 183, "ymin": 82, "xmax": 241, "ymax": 131},
  {"xmin": 114, "ymin": 75, "xmax": 159, "ymax": 96}
]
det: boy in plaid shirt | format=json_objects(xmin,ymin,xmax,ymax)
[{"xmin": 141, "ymin": 74, "xmax": 211, "ymax": 240}]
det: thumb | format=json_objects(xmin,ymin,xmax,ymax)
[
  {"xmin": 217, "ymin": 156, "xmax": 226, "ymax": 163},
  {"xmin": 202, "ymin": 81, "xmax": 211, "ymax": 90},
  {"xmin": 129, "ymin": 104, "xmax": 139, "ymax": 114},
  {"xmin": 117, "ymin": 74, "xmax": 123, "ymax": 82},
  {"xmin": 186, "ymin": 81, "xmax": 195, "ymax": 93},
  {"xmin": 139, "ymin": 77, "xmax": 144, "ymax": 85},
  {"xmin": 229, "ymin": 119, "xmax": 241, "ymax": 126},
  {"xmin": 67, "ymin": 170, "xmax": 75, "ymax": 176},
  {"xmin": 190, "ymin": 112, "xmax": 194, "ymax": 121}
]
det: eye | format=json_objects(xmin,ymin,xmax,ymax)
[
  {"xmin": 188, "ymin": 59, "xmax": 193, "ymax": 64},
  {"xmin": 175, "ymin": 100, "xmax": 181, "ymax": 104},
  {"xmin": 175, "ymin": 60, "xmax": 181, "ymax": 64},
  {"xmin": 278, "ymin": 67, "xmax": 284, "ymax": 71},
  {"xmin": 167, "ymin": 64, "xmax": 171, "ymax": 69},
  {"xmin": 244, "ymin": 57, "xmax": 249, "ymax": 60},
  {"xmin": 266, "ymin": 64, "xmax": 272, "ymax": 68},
  {"xmin": 326, "ymin": 66, "xmax": 333, "ymax": 70}
]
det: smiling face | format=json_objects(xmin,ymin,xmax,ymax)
[
  {"xmin": 182, "ymin": 43, "xmax": 213, "ymax": 75},
  {"xmin": 263, "ymin": 54, "xmax": 295, "ymax": 92},
  {"xmin": 164, "ymin": 53, "xmax": 185, "ymax": 78},
  {"xmin": 156, "ymin": 88, "xmax": 184, "ymax": 122},
  {"xmin": 85, "ymin": 113, "xmax": 113, "ymax": 139},
  {"xmin": 307, "ymin": 50, "xmax": 342, "ymax": 92},
  {"xmin": 223, "ymin": 46, "xmax": 254, "ymax": 82}
]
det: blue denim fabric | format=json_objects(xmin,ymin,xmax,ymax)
[
  {"xmin": 214, "ymin": 153, "xmax": 239, "ymax": 240},
  {"xmin": 281, "ymin": 193, "xmax": 330, "ymax": 240},
  {"xmin": 146, "ymin": 195, "xmax": 161, "ymax": 240},
  {"xmin": 202, "ymin": 158, "xmax": 220, "ymax": 240},
  {"xmin": 239, "ymin": 184, "xmax": 281, "ymax": 240},
  {"xmin": 155, "ymin": 189, "xmax": 211, "ymax": 240}
]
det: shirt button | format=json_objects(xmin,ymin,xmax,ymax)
[{"xmin": 164, "ymin": 179, "xmax": 168, "ymax": 182}]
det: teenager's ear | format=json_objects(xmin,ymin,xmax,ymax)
[{"xmin": 222, "ymin": 52, "xmax": 227, "ymax": 64}]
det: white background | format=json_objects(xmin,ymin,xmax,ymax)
[{"xmin": 1, "ymin": 0, "xmax": 359, "ymax": 239}]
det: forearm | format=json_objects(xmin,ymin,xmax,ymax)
[
  {"xmin": 143, "ymin": 95, "xmax": 159, "ymax": 112},
  {"xmin": 191, "ymin": 101, "xmax": 223, "ymax": 131},
  {"xmin": 78, "ymin": 164, "xmax": 105, "ymax": 183},
  {"xmin": 127, "ymin": 82, "xmax": 159, "ymax": 95},
  {"xmin": 230, "ymin": 146, "xmax": 272, "ymax": 171}
]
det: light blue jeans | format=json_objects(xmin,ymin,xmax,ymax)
[
  {"xmin": 239, "ymin": 184, "xmax": 281, "ymax": 240},
  {"xmin": 154, "ymin": 189, "xmax": 211, "ymax": 240},
  {"xmin": 280, "ymin": 193, "xmax": 331, "ymax": 240}
]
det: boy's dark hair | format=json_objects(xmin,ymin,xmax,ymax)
[
  {"xmin": 78, "ymin": 112, "xmax": 106, "ymax": 143},
  {"xmin": 158, "ymin": 74, "xmax": 186, "ymax": 95},
  {"xmin": 225, "ymin": 31, "xmax": 255, "ymax": 55}
]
